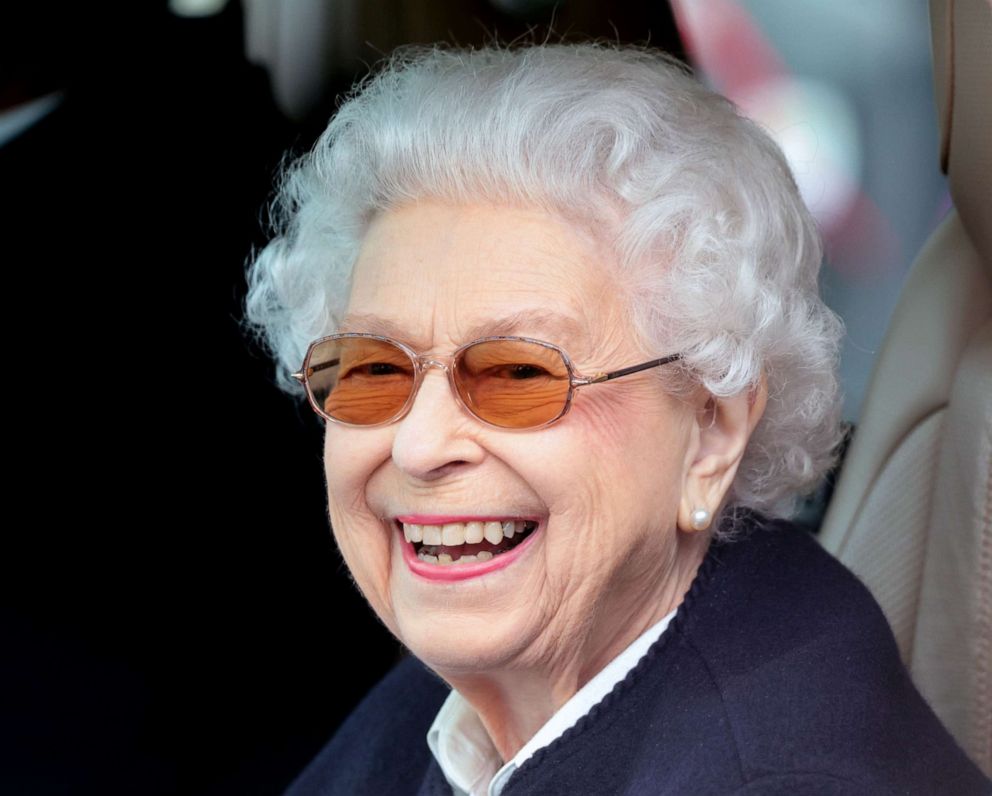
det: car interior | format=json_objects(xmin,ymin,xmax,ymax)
[{"xmin": 818, "ymin": 0, "xmax": 991, "ymax": 776}]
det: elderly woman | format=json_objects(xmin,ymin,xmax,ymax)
[{"xmin": 241, "ymin": 43, "xmax": 988, "ymax": 795}]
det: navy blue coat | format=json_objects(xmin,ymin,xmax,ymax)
[{"xmin": 285, "ymin": 515, "xmax": 992, "ymax": 795}]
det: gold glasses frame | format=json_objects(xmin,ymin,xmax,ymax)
[{"xmin": 291, "ymin": 332, "xmax": 683, "ymax": 431}]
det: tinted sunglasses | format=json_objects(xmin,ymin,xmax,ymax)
[{"xmin": 292, "ymin": 333, "xmax": 682, "ymax": 430}]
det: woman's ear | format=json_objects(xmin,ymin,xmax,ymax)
[{"xmin": 678, "ymin": 373, "xmax": 768, "ymax": 532}]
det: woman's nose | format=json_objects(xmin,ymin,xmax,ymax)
[{"xmin": 390, "ymin": 367, "xmax": 485, "ymax": 481}]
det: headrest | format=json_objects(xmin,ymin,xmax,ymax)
[{"xmin": 930, "ymin": 0, "xmax": 992, "ymax": 269}]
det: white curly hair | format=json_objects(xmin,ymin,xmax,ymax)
[{"xmin": 240, "ymin": 41, "xmax": 846, "ymax": 536}]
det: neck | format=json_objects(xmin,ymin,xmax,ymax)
[{"xmin": 440, "ymin": 530, "xmax": 710, "ymax": 762}]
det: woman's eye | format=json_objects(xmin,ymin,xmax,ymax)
[
  {"xmin": 341, "ymin": 362, "xmax": 405, "ymax": 378},
  {"xmin": 502, "ymin": 364, "xmax": 547, "ymax": 379}
]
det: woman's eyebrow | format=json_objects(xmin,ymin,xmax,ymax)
[{"xmin": 337, "ymin": 309, "xmax": 589, "ymax": 350}]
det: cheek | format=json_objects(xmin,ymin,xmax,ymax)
[
  {"xmin": 571, "ymin": 380, "xmax": 676, "ymax": 442},
  {"xmin": 323, "ymin": 427, "xmax": 388, "ymax": 512},
  {"xmin": 323, "ymin": 429, "xmax": 396, "ymax": 624},
  {"xmin": 564, "ymin": 389, "xmax": 690, "ymax": 520}
]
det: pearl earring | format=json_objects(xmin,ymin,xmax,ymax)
[{"xmin": 690, "ymin": 508, "xmax": 711, "ymax": 531}]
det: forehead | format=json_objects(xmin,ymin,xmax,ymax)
[{"xmin": 342, "ymin": 200, "xmax": 623, "ymax": 355}]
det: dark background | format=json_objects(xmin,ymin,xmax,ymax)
[{"xmin": 1, "ymin": 3, "xmax": 685, "ymax": 793}]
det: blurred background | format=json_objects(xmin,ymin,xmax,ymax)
[{"xmin": 0, "ymin": 1, "xmax": 947, "ymax": 793}]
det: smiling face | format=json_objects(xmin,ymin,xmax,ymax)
[{"xmin": 323, "ymin": 199, "xmax": 705, "ymax": 683}]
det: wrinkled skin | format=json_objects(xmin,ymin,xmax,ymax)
[{"xmin": 323, "ymin": 199, "xmax": 766, "ymax": 760}]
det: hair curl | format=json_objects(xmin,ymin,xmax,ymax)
[{"xmin": 240, "ymin": 41, "xmax": 845, "ymax": 537}]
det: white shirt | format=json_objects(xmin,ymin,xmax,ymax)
[{"xmin": 426, "ymin": 608, "xmax": 679, "ymax": 796}]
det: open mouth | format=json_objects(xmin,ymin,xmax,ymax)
[{"xmin": 398, "ymin": 519, "xmax": 539, "ymax": 565}]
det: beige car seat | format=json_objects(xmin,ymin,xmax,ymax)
[{"xmin": 818, "ymin": 0, "xmax": 991, "ymax": 776}]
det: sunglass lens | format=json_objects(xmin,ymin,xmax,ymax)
[
  {"xmin": 455, "ymin": 340, "xmax": 571, "ymax": 428},
  {"xmin": 307, "ymin": 337, "xmax": 415, "ymax": 425}
]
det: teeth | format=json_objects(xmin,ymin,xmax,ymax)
[
  {"xmin": 484, "ymin": 522, "xmax": 504, "ymax": 544},
  {"xmin": 406, "ymin": 520, "xmax": 523, "ymax": 546},
  {"xmin": 464, "ymin": 521, "xmax": 484, "ymax": 543},
  {"xmin": 405, "ymin": 519, "xmax": 536, "ymax": 565},
  {"xmin": 442, "ymin": 523, "xmax": 462, "ymax": 546},
  {"xmin": 417, "ymin": 550, "xmax": 496, "ymax": 564},
  {"xmin": 423, "ymin": 525, "xmax": 442, "ymax": 545}
]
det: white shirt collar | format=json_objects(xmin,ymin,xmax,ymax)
[{"xmin": 426, "ymin": 607, "xmax": 678, "ymax": 796}]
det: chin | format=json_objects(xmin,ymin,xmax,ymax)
[{"xmin": 394, "ymin": 611, "xmax": 532, "ymax": 676}]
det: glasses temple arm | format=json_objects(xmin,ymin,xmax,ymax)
[
  {"xmin": 579, "ymin": 353, "xmax": 683, "ymax": 385},
  {"xmin": 291, "ymin": 358, "xmax": 340, "ymax": 382}
]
